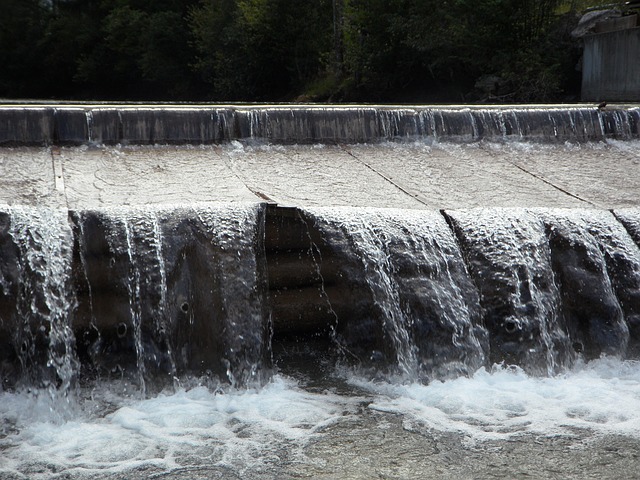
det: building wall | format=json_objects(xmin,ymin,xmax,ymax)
[{"xmin": 582, "ymin": 27, "xmax": 640, "ymax": 102}]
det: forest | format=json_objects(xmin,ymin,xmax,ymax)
[{"xmin": 0, "ymin": 0, "xmax": 628, "ymax": 103}]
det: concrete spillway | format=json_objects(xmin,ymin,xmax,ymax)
[
  {"xmin": 1, "ymin": 103, "xmax": 639, "ymax": 145},
  {"xmin": 1, "ymin": 104, "xmax": 640, "ymax": 391}
]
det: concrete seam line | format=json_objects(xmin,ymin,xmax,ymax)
[
  {"xmin": 506, "ymin": 160, "xmax": 600, "ymax": 208},
  {"xmin": 338, "ymin": 144, "xmax": 430, "ymax": 208},
  {"xmin": 51, "ymin": 146, "xmax": 70, "ymax": 208}
]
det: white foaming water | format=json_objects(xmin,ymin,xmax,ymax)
[
  {"xmin": 3, "ymin": 360, "xmax": 640, "ymax": 477},
  {"xmin": 0, "ymin": 375, "xmax": 354, "ymax": 479},
  {"xmin": 348, "ymin": 357, "xmax": 640, "ymax": 444}
]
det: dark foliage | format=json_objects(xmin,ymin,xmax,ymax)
[{"xmin": 0, "ymin": 0, "xmax": 602, "ymax": 102}]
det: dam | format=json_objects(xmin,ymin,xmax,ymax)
[{"xmin": 1, "ymin": 104, "xmax": 640, "ymax": 479}]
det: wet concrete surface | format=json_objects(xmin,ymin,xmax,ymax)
[
  {"xmin": 0, "ymin": 148, "xmax": 61, "ymax": 207},
  {"xmin": 28, "ymin": 423, "xmax": 640, "ymax": 480},
  {"xmin": 1, "ymin": 141, "xmax": 639, "ymax": 210},
  {"xmin": 284, "ymin": 413, "xmax": 640, "ymax": 480}
]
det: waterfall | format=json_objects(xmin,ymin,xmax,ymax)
[
  {"xmin": 1, "ymin": 206, "xmax": 78, "ymax": 394},
  {"xmin": 542, "ymin": 209, "xmax": 640, "ymax": 359},
  {"xmin": 194, "ymin": 204, "xmax": 270, "ymax": 387},
  {"xmin": 3, "ymin": 105, "xmax": 638, "ymax": 146},
  {"xmin": 0, "ymin": 203, "xmax": 271, "ymax": 393},
  {"xmin": 3, "ymin": 202, "xmax": 640, "ymax": 389},
  {"xmin": 445, "ymin": 209, "xmax": 574, "ymax": 375},
  {"xmin": 78, "ymin": 204, "xmax": 270, "ymax": 389},
  {"xmin": 307, "ymin": 207, "xmax": 488, "ymax": 381},
  {"xmin": 294, "ymin": 206, "xmax": 640, "ymax": 381}
]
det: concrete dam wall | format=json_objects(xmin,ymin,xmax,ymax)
[
  {"xmin": 1, "ymin": 104, "xmax": 639, "ymax": 146},
  {"xmin": 0, "ymin": 104, "xmax": 639, "ymax": 393}
]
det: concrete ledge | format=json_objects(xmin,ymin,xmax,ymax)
[
  {"xmin": 0, "ymin": 104, "xmax": 638, "ymax": 146},
  {"xmin": 0, "ymin": 108, "xmax": 54, "ymax": 145}
]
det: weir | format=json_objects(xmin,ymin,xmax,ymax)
[
  {"xmin": 1, "ymin": 104, "xmax": 640, "ymax": 393},
  {"xmin": 0, "ymin": 103, "xmax": 639, "ymax": 145}
]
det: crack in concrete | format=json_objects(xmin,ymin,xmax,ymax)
[
  {"xmin": 217, "ymin": 146, "xmax": 277, "ymax": 205},
  {"xmin": 338, "ymin": 144, "xmax": 431, "ymax": 208},
  {"xmin": 506, "ymin": 160, "xmax": 600, "ymax": 208}
]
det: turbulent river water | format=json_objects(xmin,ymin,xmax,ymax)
[{"xmin": 2, "ymin": 358, "xmax": 640, "ymax": 479}]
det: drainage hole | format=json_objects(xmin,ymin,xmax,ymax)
[
  {"xmin": 117, "ymin": 322, "xmax": 128, "ymax": 338},
  {"xmin": 181, "ymin": 302, "xmax": 189, "ymax": 313},
  {"xmin": 504, "ymin": 320, "xmax": 518, "ymax": 334}
]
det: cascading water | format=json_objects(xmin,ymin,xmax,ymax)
[
  {"xmin": 6, "ymin": 204, "xmax": 638, "ymax": 390},
  {"xmin": 0, "ymin": 206, "xmax": 78, "ymax": 396},
  {"xmin": 306, "ymin": 207, "xmax": 488, "ymax": 381},
  {"xmin": 68, "ymin": 203, "xmax": 271, "ymax": 391},
  {"xmin": 194, "ymin": 204, "xmax": 270, "ymax": 387},
  {"xmin": 301, "ymin": 207, "xmax": 640, "ymax": 380},
  {"xmin": 445, "ymin": 209, "xmax": 574, "ymax": 375},
  {"xmin": 542, "ymin": 209, "xmax": 638, "ymax": 359},
  {"xmin": 0, "ymin": 203, "xmax": 271, "ymax": 396},
  {"xmin": 2, "ymin": 105, "xmax": 638, "ymax": 145},
  {"xmin": 105, "ymin": 208, "xmax": 175, "ymax": 394}
]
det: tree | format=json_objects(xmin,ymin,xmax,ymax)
[
  {"xmin": 0, "ymin": 0, "xmax": 596, "ymax": 102},
  {"xmin": 74, "ymin": 1, "xmax": 201, "ymax": 99},
  {"xmin": 190, "ymin": 0, "xmax": 332, "ymax": 100},
  {"xmin": 0, "ymin": 0, "xmax": 49, "ymax": 97}
]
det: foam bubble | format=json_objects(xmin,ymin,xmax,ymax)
[
  {"xmin": 608, "ymin": 138, "xmax": 640, "ymax": 154},
  {"xmin": 349, "ymin": 358, "xmax": 640, "ymax": 443},
  {"xmin": 0, "ymin": 375, "xmax": 355, "ymax": 479}
]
